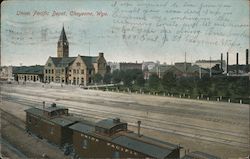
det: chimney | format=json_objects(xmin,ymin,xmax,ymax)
[
  {"xmin": 51, "ymin": 103, "xmax": 56, "ymax": 107},
  {"xmin": 221, "ymin": 53, "xmax": 223, "ymax": 71},
  {"xmin": 246, "ymin": 49, "xmax": 249, "ymax": 72},
  {"xmin": 43, "ymin": 101, "xmax": 45, "ymax": 115},
  {"xmin": 137, "ymin": 120, "xmax": 141, "ymax": 137},
  {"xmin": 226, "ymin": 52, "xmax": 229, "ymax": 74},
  {"xmin": 99, "ymin": 52, "xmax": 104, "ymax": 57},
  {"xmin": 236, "ymin": 53, "xmax": 239, "ymax": 74},
  {"xmin": 246, "ymin": 49, "xmax": 249, "ymax": 65}
]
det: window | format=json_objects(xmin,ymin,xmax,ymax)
[
  {"xmin": 28, "ymin": 117, "xmax": 31, "ymax": 123},
  {"xmin": 49, "ymin": 69, "xmax": 51, "ymax": 74},
  {"xmin": 81, "ymin": 69, "xmax": 84, "ymax": 74},
  {"xmin": 52, "ymin": 69, "xmax": 54, "ymax": 74},
  {"xmin": 50, "ymin": 127, "xmax": 54, "ymax": 135},
  {"xmin": 81, "ymin": 139, "xmax": 88, "ymax": 149},
  {"xmin": 77, "ymin": 62, "xmax": 81, "ymax": 66},
  {"xmin": 112, "ymin": 151, "xmax": 120, "ymax": 158},
  {"xmin": 62, "ymin": 69, "xmax": 64, "ymax": 73},
  {"xmin": 73, "ymin": 69, "xmax": 76, "ymax": 74},
  {"xmin": 77, "ymin": 70, "xmax": 79, "ymax": 74},
  {"xmin": 52, "ymin": 77, "xmax": 54, "ymax": 82},
  {"xmin": 45, "ymin": 69, "xmax": 47, "ymax": 73},
  {"xmin": 48, "ymin": 63, "xmax": 51, "ymax": 67}
]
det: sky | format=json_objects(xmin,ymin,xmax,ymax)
[{"xmin": 1, "ymin": 0, "xmax": 249, "ymax": 66}]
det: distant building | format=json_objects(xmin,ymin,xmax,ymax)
[
  {"xmin": 142, "ymin": 61, "xmax": 157, "ymax": 71},
  {"xmin": 147, "ymin": 63, "xmax": 219, "ymax": 78},
  {"xmin": 195, "ymin": 60, "xmax": 226, "ymax": 71},
  {"xmin": 119, "ymin": 62, "xmax": 142, "ymax": 71},
  {"xmin": 13, "ymin": 65, "xmax": 44, "ymax": 82},
  {"xmin": 44, "ymin": 26, "xmax": 107, "ymax": 85},
  {"xmin": 0, "ymin": 66, "xmax": 14, "ymax": 81},
  {"xmin": 107, "ymin": 62, "xmax": 120, "ymax": 73}
]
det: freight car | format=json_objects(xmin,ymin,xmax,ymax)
[
  {"xmin": 25, "ymin": 103, "xmax": 79, "ymax": 146},
  {"xmin": 25, "ymin": 103, "xmax": 182, "ymax": 158}
]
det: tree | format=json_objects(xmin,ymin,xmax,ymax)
[
  {"xmin": 103, "ymin": 73, "xmax": 112, "ymax": 84},
  {"xmin": 161, "ymin": 71, "xmax": 176, "ymax": 91},
  {"xmin": 112, "ymin": 70, "xmax": 122, "ymax": 84},
  {"xmin": 148, "ymin": 73, "xmax": 160, "ymax": 90},
  {"xmin": 123, "ymin": 71, "xmax": 133, "ymax": 86},
  {"xmin": 135, "ymin": 74, "xmax": 145, "ymax": 87},
  {"xmin": 93, "ymin": 73, "xmax": 103, "ymax": 84}
]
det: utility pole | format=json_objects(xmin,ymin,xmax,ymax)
[
  {"xmin": 184, "ymin": 52, "xmax": 187, "ymax": 72},
  {"xmin": 88, "ymin": 41, "xmax": 91, "ymax": 56},
  {"xmin": 199, "ymin": 66, "xmax": 202, "ymax": 79},
  {"xmin": 209, "ymin": 56, "xmax": 212, "ymax": 77}
]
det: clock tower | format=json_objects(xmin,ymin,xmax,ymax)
[{"xmin": 57, "ymin": 26, "xmax": 69, "ymax": 58}]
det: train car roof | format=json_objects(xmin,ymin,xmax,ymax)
[
  {"xmin": 69, "ymin": 121, "xmax": 95, "ymax": 134},
  {"xmin": 125, "ymin": 132, "xmax": 180, "ymax": 150},
  {"xmin": 95, "ymin": 118, "xmax": 127, "ymax": 130},
  {"xmin": 181, "ymin": 151, "xmax": 221, "ymax": 159},
  {"xmin": 25, "ymin": 105, "xmax": 67, "ymax": 114},
  {"xmin": 43, "ymin": 105, "xmax": 68, "ymax": 112},
  {"xmin": 25, "ymin": 107, "xmax": 78, "ymax": 126},
  {"xmin": 112, "ymin": 135, "xmax": 175, "ymax": 159},
  {"xmin": 51, "ymin": 116, "xmax": 78, "ymax": 127},
  {"xmin": 25, "ymin": 107, "xmax": 44, "ymax": 117}
]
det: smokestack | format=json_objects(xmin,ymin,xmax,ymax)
[
  {"xmin": 137, "ymin": 120, "xmax": 141, "ymax": 137},
  {"xmin": 246, "ymin": 49, "xmax": 249, "ymax": 72},
  {"xmin": 43, "ymin": 101, "xmax": 45, "ymax": 115},
  {"xmin": 236, "ymin": 53, "xmax": 239, "ymax": 74},
  {"xmin": 226, "ymin": 52, "xmax": 229, "ymax": 74},
  {"xmin": 221, "ymin": 53, "xmax": 223, "ymax": 71},
  {"xmin": 246, "ymin": 49, "xmax": 249, "ymax": 65}
]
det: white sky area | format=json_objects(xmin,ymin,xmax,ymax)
[{"xmin": 1, "ymin": 0, "xmax": 249, "ymax": 66}]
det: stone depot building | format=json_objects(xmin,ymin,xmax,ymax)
[{"xmin": 14, "ymin": 26, "xmax": 107, "ymax": 86}]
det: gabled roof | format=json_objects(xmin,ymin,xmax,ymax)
[
  {"xmin": 49, "ymin": 57, "xmax": 76, "ymax": 67},
  {"xmin": 13, "ymin": 65, "xmax": 44, "ymax": 74},
  {"xmin": 80, "ymin": 56, "xmax": 98, "ymax": 68},
  {"xmin": 112, "ymin": 136, "xmax": 176, "ymax": 159}
]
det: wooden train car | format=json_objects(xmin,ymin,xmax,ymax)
[
  {"xmin": 69, "ymin": 118, "xmax": 181, "ymax": 158},
  {"xmin": 25, "ymin": 103, "xmax": 78, "ymax": 146},
  {"xmin": 25, "ymin": 103, "xmax": 181, "ymax": 158}
]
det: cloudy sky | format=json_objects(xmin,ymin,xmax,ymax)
[{"xmin": 1, "ymin": 0, "xmax": 249, "ymax": 66}]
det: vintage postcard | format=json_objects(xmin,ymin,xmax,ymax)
[{"xmin": 0, "ymin": 0, "xmax": 249, "ymax": 158}]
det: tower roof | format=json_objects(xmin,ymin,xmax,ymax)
[{"xmin": 58, "ymin": 26, "xmax": 68, "ymax": 42}]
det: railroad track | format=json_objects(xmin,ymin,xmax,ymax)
[
  {"xmin": 1, "ymin": 94, "xmax": 249, "ymax": 149},
  {"xmin": 0, "ymin": 107, "xmax": 26, "ymax": 131},
  {"xmin": 2, "ymin": 91, "xmax": 248, "ymax": 127},
  {"xmin": 0, "ymin": 137, "xmax": 28, "ymax": 159}
]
